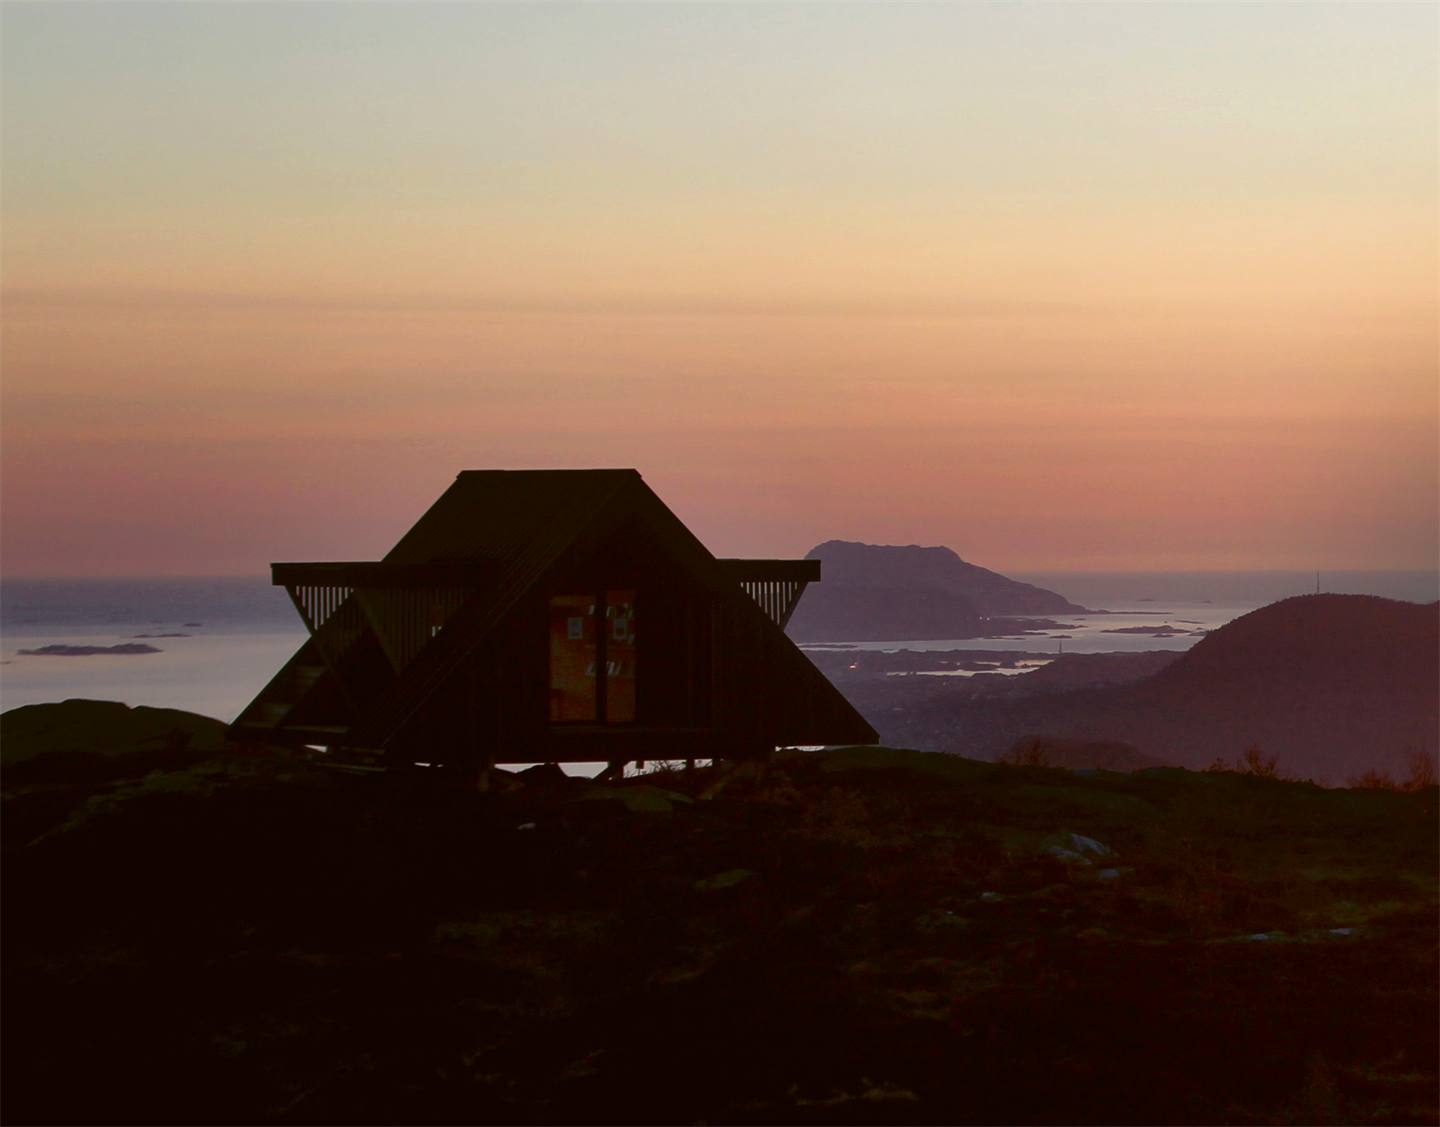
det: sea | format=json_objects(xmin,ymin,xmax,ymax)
[{"xmin": 3, "ymin": 569, "xmax": 1435, "ymax": 723}]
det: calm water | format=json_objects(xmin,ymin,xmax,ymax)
[
  {"xmin": 799, "ymin": 570, "xmax": 1438, "ymax": 658},
  {"xmin": 3, "ymin": 571, "xmax": 1435, "ymax": 721},
  {"xmin": 2, "ymin": 577, "xmax": 304, "ymax": 722},
  {"xmin": 1011, "ymin": 570, "xmax": 1439, "ymax": 611}
]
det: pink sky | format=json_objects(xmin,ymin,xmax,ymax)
[{"xmin": 3, "ymin": 4, "xmax": 1435, "ymax": 575}]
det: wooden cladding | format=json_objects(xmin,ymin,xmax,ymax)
[
  {"xmin": 284, "ymin": 589, "xmax": 367, "ymax": 673},
  {"xmin": 355, "ymin": 587, "xmax": 473, "ymax": 673},
  {"xmin": 285, "ymin": 582, "xmax": 473, "ymax": 675}
]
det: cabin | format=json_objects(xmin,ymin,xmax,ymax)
[{"xmin": 229, "ymin": 469, "xmax": 877, "ymax": 777}]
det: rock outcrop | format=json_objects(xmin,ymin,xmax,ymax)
[{"xmin": 0, "ymin": 698, "xmax": 228, "ymax": 768}]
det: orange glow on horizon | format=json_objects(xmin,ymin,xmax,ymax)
[{"xmin": 2, "ymin": 3, "xmax": 1435, "ymax": 576}]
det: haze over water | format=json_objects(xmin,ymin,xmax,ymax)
[{"xmin": 3, "ymin": 571, "xmax": 1433, "ymax": 723}]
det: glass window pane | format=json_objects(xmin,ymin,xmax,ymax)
[
  {"xmin": 605, "ymin": 589, "xmax": 636, "ymax": 722},
  {"xmin": 549, "ymin": 595, "xmax": 596, "ymax": 721}
]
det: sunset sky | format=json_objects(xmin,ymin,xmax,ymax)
[{"xmin": 3, "ymin": 2, "xmax": 1435, "ymax": 576}]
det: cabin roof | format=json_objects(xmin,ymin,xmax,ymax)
[
  {"xmin": 238, "ymin": 468, "xmax": 877, "ymax": 754},
  {"xmin": 347, "ymin": 469, "xmax": 737, "ymax": 746},
  {"xmin": 382, "ymin": 469, "xmax": 641, "ymax": 568}
]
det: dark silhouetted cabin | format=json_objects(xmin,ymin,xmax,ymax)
[{"xmin": 230, "ymin": 470, "xmax": 877, "ymax": 775}]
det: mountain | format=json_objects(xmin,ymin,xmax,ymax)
[
  {"xmin": 805, "ymin": 541, "xmax": 1085, "ymax": 616},
  {"xmin": 782, "ymin": 584, "xmax": 983, "ymax": 643},
  {"xmin": 882, "ymin": 595, "xmax": 1438, "ymax": 782},
  {"xmin": 785, "ymin": 540, "xmax": 1084, "ymax": 641}
]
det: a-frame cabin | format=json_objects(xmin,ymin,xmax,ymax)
[{"xmin": 229, "ymin": 470, "xmax": 877, "ymax": 775}]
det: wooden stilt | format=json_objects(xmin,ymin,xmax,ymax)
[
  {"xmin": 476, "ymin": 750, "xmax": 496, "ymax": 793},
  {"xmin": 700, "ymin": 759, "xmax": 740, "ymax": 800}
]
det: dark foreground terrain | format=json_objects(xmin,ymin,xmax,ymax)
[{"xmin": 4, "ymin": 740, "xmax": 1436, "ymax": 1126}]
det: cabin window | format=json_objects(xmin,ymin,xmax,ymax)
[
  {"xmin": 605, "ymin": 589, "xmax": 636, "ymax": 722},
  {"xmin": 549, "ymin": 589, "xmax": 636, "ymax": 723}
]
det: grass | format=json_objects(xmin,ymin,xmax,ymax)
[
  {"xmin": 3, "ymin": 744, "xmax": 1435, "ymax": 1125},
  {"xmin": 1344, "ymin": 748, "xmax": 1440, "ymax": 793}
]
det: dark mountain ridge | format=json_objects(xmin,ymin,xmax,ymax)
[
  {"xmin": 806, "ymin": 540, "xmax": 1086, "ymax": 616},
  {"xmin": 881, "ymin": 595, "xmax": 1438, "ymax": 781},
  {"xmin": 787, "ymin": 540, "xmax": 1083, "ymax": 641}
]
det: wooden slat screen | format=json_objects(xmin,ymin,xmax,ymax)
[
  {"xmin": 738, "ymin": 579, "xmax": 806, "ymax": 628},
  {"xmin": 290, "ymin": 585, "xmax": 354, "ymax": 633},
  {"xmin": 284, "ymin": 585, "xmax": 367, "ymax": 672}
]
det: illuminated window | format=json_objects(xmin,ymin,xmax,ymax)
[
  {"xmin": 548, "ymin": 590, "xmax": 635, "ymax": 723},
  {"xmin": 605, "ymin": 589, "xmax": 636, "ymax": 722},
  {"xmin": 549, "ymin": 595, "xmax": 596, "ymax": 721}
]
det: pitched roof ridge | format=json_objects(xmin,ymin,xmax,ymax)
[{"xmin": 351, "ymin": 471, "xmax": 643, "ymax": 746}]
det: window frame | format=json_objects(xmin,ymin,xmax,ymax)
[{"xmin": 548, "ymin": 587, "xmax": 636, "ymax": 725}]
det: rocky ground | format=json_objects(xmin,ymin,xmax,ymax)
[{"xmin": 4, "ymin": 741, "xmax": 1436, "ymax": 1125}]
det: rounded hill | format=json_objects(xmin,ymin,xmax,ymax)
[
  {"xmin": 1109, "ymin": 594, "xmax": 1438, "ymax": 778},
  {"xmin": 897, "ymin": 594, "xmax": 1438, "ymax": 781},
  {"xmin": 1152, "ymin": 594, "xmax": 1438, "ymax": 699}
]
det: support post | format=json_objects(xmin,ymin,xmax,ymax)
[{"xmin": 476, "ymin": 749, "xmax": 496, "ymax": 793}]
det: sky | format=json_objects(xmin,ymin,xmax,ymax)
[{"xmin": 3, "ymin": 2, "xmax": 1436, "ymax": 576}]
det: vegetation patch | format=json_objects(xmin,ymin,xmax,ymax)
[{"xmin": 4, "ymin": 744, "xmax": 1435, "ymax": 1125}]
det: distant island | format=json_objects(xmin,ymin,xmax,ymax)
[
  {"xmin": 14, "ymin": 643, "xmax": 162, "ymax": 657},
  {"xmin": 786, "ymin": 539, "xmax": 1086, "ymax": 642},
  {"xmin": 1099, "ymin": 624, "xmax": 1205, "ymax": 636}
]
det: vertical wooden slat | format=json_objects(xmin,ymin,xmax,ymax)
[{"xmin": 735, "ymin": 578, "xmax": 805, "ymax": 628}]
